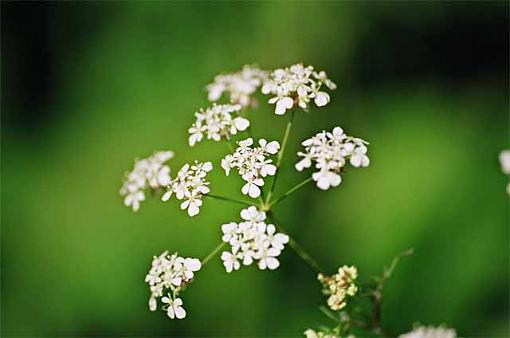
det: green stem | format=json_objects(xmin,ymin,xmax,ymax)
[
  {"xmin": 225, "ymin": 140, "xmax": 234, "ymax": 152},
  {"xmin": 205, "ymin": 194, "xmax": 254, "ymax": 207},
  {"xmin": 319, "ymin": 305, "xmax": 342, "ymax": 324},
  {"xmin": 265, "ymin": 110, "xmax": 295, "ymax": 204},
  {"xmin": 269, "ymin": 177, "xmax": 313, "ymax": 208},
  {"xmin": 267, "ymin": 211, "xmax": 322, "ymax": 274},
  {"xmin": 202, "ymin": 242, "xmax": 226, "ymax": 266}
]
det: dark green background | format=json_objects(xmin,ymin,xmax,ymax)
[{"xmin": 2, "ymin": 2, "xmax": 508, "ymax": 336}]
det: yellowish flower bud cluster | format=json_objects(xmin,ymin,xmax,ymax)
[{"xmin": 318, "ymin": 265, "xmax": 358, "ymax": 311}]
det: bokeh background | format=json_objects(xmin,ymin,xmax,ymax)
[{"xmin": 2, "ymin": 1, "xmax": 508, "ymax": 337}]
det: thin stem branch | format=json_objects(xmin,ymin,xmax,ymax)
[
  {"xmin": 265, "ymin": 110, "xmax": 295, "ymax": 204},
  {"xmin": 319, "ymin": 305, "xmax": 341, "ymax": 324},
  {"xmin": 225, "ymin": 140, "xmax": 234, "ymax": 152},
  {"xmin": 371, "ymin": 248, "xmax": 414, "ymax": 335},
  {"xmin": 269, "ymin": 177, "xmax": 313, "ymax": 208},
  {"xmin": 202, "ymin": 242, "xmax": 226, "ymax": 266},
  {"xmin": 205, "ymin": 194, "xmax": 254, "ymax": 207},
  {"xmin": 267, "ymin": 211, "xmax": 322, "ymax": 274}
]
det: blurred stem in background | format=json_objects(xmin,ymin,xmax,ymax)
[{"xmin": 370, "ymin": 248, "xmax": 414, "ymax": 335}]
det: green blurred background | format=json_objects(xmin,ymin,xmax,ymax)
[{"xmin": 1, "ymin": 1, "xmax": 508, "ymax": 336}]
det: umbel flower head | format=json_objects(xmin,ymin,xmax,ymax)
[
  {"xmin": 296, "ymin": 127, "xmax": 369, "ymax": 190},
  {"xmin": 399, "ymin": 325, "xmax": 457, "ymax": 338},
  {"xmin": 261, "ymin": 63, "xmax": 337, "ymax": 115},
  {"xmin": 145, "ymin": 251, "xmax": 201, "ymax": 319},
  {"xmin": 206, "ymin": 64, "xmax": 269, "ymax": 107},
  {"xmin": 220, "ymin": 206, "xmax": 289, "ymax": 272},
  {"xmin": 188, "ymin": 103, "xmax": 250, "ymax": 146},
  {"xmin": 120, "ymin": 150, "xmax": 174, "ymax": 212},
  {"xmin": 221, "ymin": 138, "xmax": 280, "ymax": 198},
  {"xmin": 162, "ymin": 161, "xmax": 213, "ymax": 217},
  {"xmin": 318, "ymin": 265, "xmax": 358, "ymax": 311}
]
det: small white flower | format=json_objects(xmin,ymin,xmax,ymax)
[
  {"xmin": 399, "ymin": 325, "xmax": 457, "ymax": 338},
  {"xmin": 312, "ymin": 170, "xmax": 342, "ymax": 190},
  {"xmin": 257, "ymin": 247, "xmax": 281, "ymax": 270},
  {"xmin": 258, "ymin": 138, "xmax": 280, "ymax": 154},
  {"xmin": 240, "ymin": 206, "xmax": 266, "ymax": 222},
  {"xmin": 262, "ymin": 63, "xmax": 336, "ymax": 115},
  {"xmin": 148, "ymin": 296, "xmax": 157, "ymax": 311},
  {"xmin": 162, "ymin": 296, "xmax": 186, "ymax": 319},
  {"xmin": 314, "ymin": 91, "xmax": 330, "ymax": 107},
  {"xmin": 221, "ymin": 138, "xmax": 280, "ymax": 199},
  {"xmin": 221, "ymin": 251, "xmax": 241, "ymax": 273},
  {"xmin": 123, "ymin": 185, "xmax": 145, "ymax": 212},
  {"xmin": 265, "ymin": 224, "xmax": 289, "ymax": 251},
  {"xmin": 221, "ymin": 222, "xmax": 238, "ymax": 243},
  {"xmin": 206, "ymin": 65, "xmax": 268, "ymax": 107},
  {"xmin": 188, "ymin": 103, "xmax": 250, "ymax": 146},
  {"xmin": 296, "ymin": 127, "xmax": 369, "ymax": 190},
  {"xmin": 350, "ymin": 144, "xmax": 370, "ymax": 167},
  {"xmin": 274, "ymin": 97, "xmax": 294, "ymax": 115},
  {"xmin": 500, "ymin": 150, "xmax": 510, "ymax": 174},
  {"xmin": 120, "ymin": 151, "xmax": 174, "ymax": 212},
  {"xmin": 241, "ymin": 177, "xmax": 264, "ymax": 198}
]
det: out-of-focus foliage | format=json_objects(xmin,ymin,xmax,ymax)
[{"xmin": 2, "ymin": 2, "xmax": 508, "ymax": 336}]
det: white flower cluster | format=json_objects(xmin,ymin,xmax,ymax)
[
  {"xmin": 120, "ymin": 151, "xmax": 174, "ymax": 212},
  {"xmin": 304, "ymin": 329, "xmax": 343, "ymax": 338},
  {"xmin": 221, "ymin": 138, "xmax": 280, "ymax": 198},
  {"xmin": 145, "ymin": 251, "xmax": 201, "ymax": 319},
  {"xmin": 296, "ymin": 127, "xmax": 369, "ymax": 190},
  {"xmin": 318, "ymin": 265, "xmax": 358, "ymax": 311},
  {"xmin": 162, "ymin": 161, "xmax": 212, "ymax": 217},
  {"xmin": 261, "ymin": 63, "xmax": 337, "ymax": 115},
  {"xmin": 499, "ymin": 149, "xmax": 510, "ymax": 195},
  {"xmin": 188, "ymin": 103, "xmax": 250, "ymax": 146},
  {"xmin": 220, "ymin": 206, "xmax": 289, "ymax": 272},
  {"xmin": 399, "ymin": 326, "xmax": 457, "ymax": 338},
  {"xmin": 207, "ymin": 65, "xmax": 268, "ymax": 107}
]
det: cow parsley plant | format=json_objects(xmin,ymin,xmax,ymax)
[{"xmin": 120, "ymin": 63, "xmax": 459, "ymax": 337}]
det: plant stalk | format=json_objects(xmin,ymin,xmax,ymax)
[
  {"xmin": 265, "ymin": 110, "xmax": 295, "ymax": 204},
  {"xmin": 269, "ymin": 177, "xmax": 313, "ymax": 208},
  {"xmin": 267, "ymin": 211, "xmax": 322, "ymax": 274},
  {"xmin": 202, "ymin": 242, "xmax": 226, "ymax": 266}
]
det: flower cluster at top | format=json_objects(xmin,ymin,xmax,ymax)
[
  {"xmin": 145, "ymin": 251, "xmax": 201, "ymax": 319},
  {"xmin": 318, "ymin": 265, "xmax": 358, "ymax": 311},
  {"xmin": 499, "ymin": 149, "xmax": 510, "ymax": 195},
  {"xmin": 261, "ymin": 63, "xmax": 337, "ymax": 115},
  {"xmin": 162, "ymin": 161, "xmax": 212, "ymax": 217},
  {"xmin": 206, "ymin": 65, "xmax": 268, "ymax": 107},
  {"xmin": 222, "ymin": 138, "xmax": 280, "ymax": 198},
  {"xmin": 296, "ymin": 127, "xmax": 369, "ymax": 190},
  {"xmin": 399, "ymin": 326, "xmax": 457, "ymax": 338},
  {"xmin": 188, "ymin": 103, "xmax": 250, "ymax": 147},
  {"xmin": 220, "ymin": 206, "xmax": 289, "ymax": 272},
  {"xmin": 120, "ymin": 151, "xmax": 174, "ymax": 212}
]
